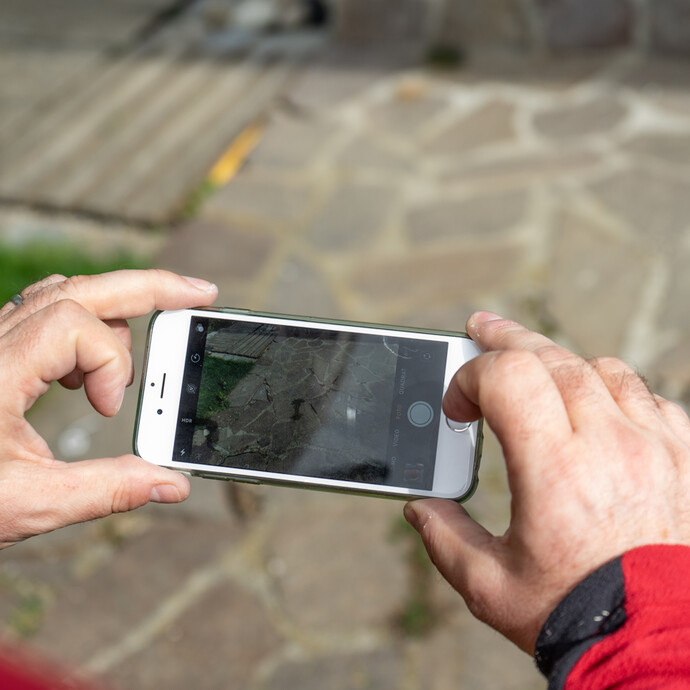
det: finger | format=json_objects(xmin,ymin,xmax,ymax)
[
  {"xmin": 58, "ymin": 319, "xmax": 133, "ymax": 392},
  {"xmin": 443, "ymin": 373, "xmax": 481, "ymax": 423},
  {"xmin": 59, "ymin": 370, "xmax": 84, "ymax": 390},
  {"xmin": 466, "ymin": 311, "xmax": 564, "ymax": 354},
  {"xmin": 404, "ymin": 500, "xmax": 503, "ymax": 619},
  {"xmin": 106, "ymin": 319, "xmax": 132, "ymax": 351},
  {"xmin": 105, "ymin": 319, "xmax": 135, "ymax": 385},
  {"xmin": 50, "ymin": 270, "xmax": 218, "ymax": 320},
  {"xmin": 0, "ymin": 455, "xmax": 190, "ymax": 548},
  {"xmin": 0, "ymin": 300, "xmax": 132, "ymax": 417},
  {"xmin": 1, "ymin": 270, "xmax": 217, "ymax": 327},
  {"xmin": 443, "ymin": 350, "xmax": 573, "ymax": 487},
  {"xmin": 466, "ymin": 312, "xmax": 621, "ymax": 429}
]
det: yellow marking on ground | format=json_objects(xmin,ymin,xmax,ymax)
[{"xmin": 207, "ymin": 119, "xmax": 266, "ymax": 187}]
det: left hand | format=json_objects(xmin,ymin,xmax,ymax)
[{"xmin": 0, "ymin": 269, "xmax": 218, "ymax": 548}]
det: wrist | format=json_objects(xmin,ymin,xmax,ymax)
[
  {"xmin": 535, "ymin": 544, "xmax": 690, "ymax": 688},
  {"xmin": 534, "ymin": 555, "xmax": 626, "ymax": 683}
]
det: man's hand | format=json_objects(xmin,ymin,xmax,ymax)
[
  {"xmin": 0, "ymin": 270, "xmax": 218, "ymax": 548},
  {"xmin": 405, "ymin": 311, "xmax": 690, "ymax": 654}
]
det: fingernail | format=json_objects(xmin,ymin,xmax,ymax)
[
  {"xmin": 471, "ymin": 311, "xmax": 503, "ymax": 325},
  {"xmin": 150, "ymin": 484, "xmax": 183, "ymax": 503},
  {"xmin": 467, "ymin": 311, "xmax": 503, "ymax": 333},
  {"xmin": 183, "ymin": 276, "xmax": 218, "ymax": 292},
  {"xmin": 403, "ymin": 503, "xmax": 421, "ymax": 532},
  {"xmin": 114, "ymin": 387, "xmax": 126, "ymax": 414}
]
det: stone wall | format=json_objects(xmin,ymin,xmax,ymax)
[{"xmin": 331, "ymin": 0, "xmax": 690, "ymax": 56}]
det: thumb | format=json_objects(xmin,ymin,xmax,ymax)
[
  {"xmin": 0, "ymin": 455, "xmax": 190, "ymax": 547},
  {"xmin": 404, "ymin": 499, "xmax": 502, "ymax": 615}
]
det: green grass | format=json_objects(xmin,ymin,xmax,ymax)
[
  {"xmin": 0, "ymin": 240, "xmax": 149, "ymax": 303},
  {"xmin": 7, "ymin": 593, "xmax": 45, "ymax": 639},
  {"xmin": 179, "ymin": 179, "xmax": 218, "ymax": 221},
  {"xmin": 197, "ymin": 356, "xmax": 255, "ymax": 421},
  {"xmin": 0, "ymin": 573, "xmax": 50, "ymax": 640}
]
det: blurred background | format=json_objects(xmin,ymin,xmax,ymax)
[{"xmin": 1, "ymin": 0, "xmax": 689, "ymax": 688}]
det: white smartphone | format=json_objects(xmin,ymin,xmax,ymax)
[{"xmin": 134, "ymin": 308, "xmax": 483, "ymax": 501}]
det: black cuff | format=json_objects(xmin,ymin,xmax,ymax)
[{"xmin": 534, "ymin": 557, "xmax": 627, "ymax": 689}]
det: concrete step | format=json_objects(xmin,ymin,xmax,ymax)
[{"xmin": 0, "ymin": 2, "xmax": 319, "ymax": 223}]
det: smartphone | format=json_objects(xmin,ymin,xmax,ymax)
[{"xmin": 134, "ymin": 308, "xmax": 483, "ymax": 501}]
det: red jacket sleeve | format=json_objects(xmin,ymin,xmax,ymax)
[
  {"xmin": 0, "ymin": 645, "xmax": 102, "ymax": 690},
  {"xmin": 535, "ymin": 544, "xmax": 690, "ymax": 689}
]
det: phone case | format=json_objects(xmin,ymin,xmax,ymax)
[{"xmin": 133, "ymin": 307, "xmax": 483, "ymax": 502}]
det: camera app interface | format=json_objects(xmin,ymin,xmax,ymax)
[{"xmin": 174, "ymin": 317, "xmax": 448, "ymax": 490}]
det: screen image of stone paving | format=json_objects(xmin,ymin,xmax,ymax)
[{"xmin": 192, "ymin": 323, "xmax": 400, "ymax": 484}]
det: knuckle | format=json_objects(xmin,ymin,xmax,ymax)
[
  {"xmin": 1, "ymin": 275, "xmax": 69, "ymax": 314},
  {"xmin": 483, "ymin": 350, "xmax": 546, "ymax": 393},
  {"xmin": 44, "ymin": 273, "xmax": 68, "ymax": 285},
  {"xmin": 490, "ymin": 349, "xmax": 540, "ymax": 376},
  {"xmin": 148, "ymin": 267, "xmax": 172, "ymax": 279},
  {"xmin": 657, "ymin": 396, "xmax": 689, "ymax": 418},
  {"xmin": 589, "ymin": 357, "xmax": 652, "ymax": 396},
  {"xmin": 534, "ymin": 344, "xmax": 575, "ymax": 366},
  {"xmin": 110, "ymin": 459, "xmax": 150, "ymax": 514},
  {"xmin": 589, "ymin": 355, "xmax": 621, "ymax": 367},
  {"xmin": 589, "ymin": 356, "xmax": 635, "ymax": 377},
  {"xmin": 477, "ymin": 317, "xmax": 517, "ymax": 338},
  {"xmin": 110, "ymin": 481, "xmax": 136, "ymax": 514},
  {"xmin": 57, "ymin": 274, "xmax": 93, "ymax": 300},
  {"xmin": 147, "ymin": 268, "xmax": 180, "ymax": 292},
  {"xmin": 49, "ymin": 297, "xmax": 87, "ymax": 321},
  {"xmin": 22, "ymin": 274, "xmax": 67, "ymax": 297}
]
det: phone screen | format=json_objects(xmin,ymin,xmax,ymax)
[{"xmin": 173, "ymin": 317, "xmax": 448, "ymax": 491}]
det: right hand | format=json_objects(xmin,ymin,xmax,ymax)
[{"xmin": 405, "ymin": 311, "xmax": 690, "ymax": 653}]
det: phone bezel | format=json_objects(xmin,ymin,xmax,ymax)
[{"xmin": 134, "ymin": 308, "xmax": 483, "ymax": 501}]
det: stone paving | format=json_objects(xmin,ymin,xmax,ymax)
[{"xmin": 1, "ymin": 37, "xmax": 690, "ymax": 690}]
